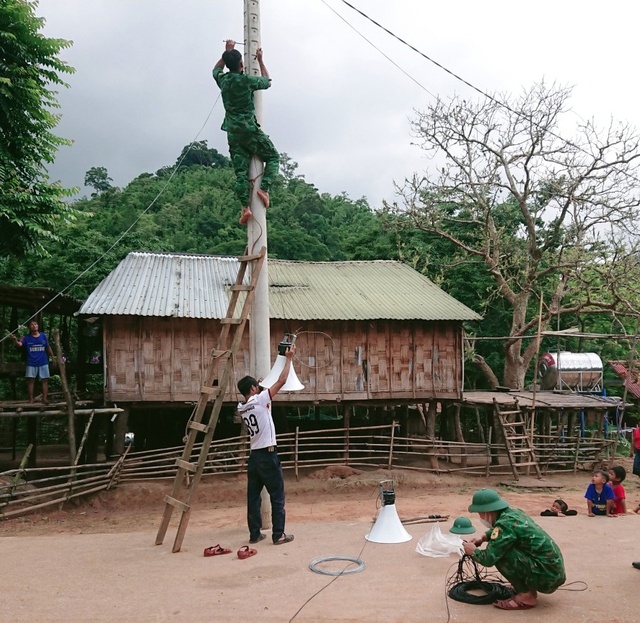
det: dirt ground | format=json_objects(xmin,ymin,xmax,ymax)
[{"xmin": 1, "ymin": 463, "xmax": 639, "ymax": 623}]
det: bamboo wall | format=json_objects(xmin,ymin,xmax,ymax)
[{"xmin": 104, "ymin": 317, "xmax": 463, "ymax": 404}]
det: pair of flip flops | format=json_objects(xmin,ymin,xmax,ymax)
[{"xmin": 203, "ymin": 544, "xmax": 257, "ymax": 559}]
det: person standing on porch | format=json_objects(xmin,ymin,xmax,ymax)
[{"xmin": 10, "ymin": 320, "xmax": 55, "ymax": 404}]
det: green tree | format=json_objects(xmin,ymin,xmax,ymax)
[
  {"xmin": 176, "ymin": 140, "xmax": 230, "ymax": 169},
  {"xmin": 390, "ymin": 82, "xmax": 640, "ymax": 389},
  {"xmin": 0, "ymin": 0, "xmax": 77, "ymax": 257},
  {"xmin": 84, "ymin": 166, "xmax": 113, "ymax": 196}
]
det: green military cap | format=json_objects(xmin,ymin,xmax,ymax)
[
  {"xmin": 449, "ymin": 517, "xmax": 476, "ymax": 534},
  {"xmin": 468, "ymin": 488, "xmax": 510, "ymax": 513}
]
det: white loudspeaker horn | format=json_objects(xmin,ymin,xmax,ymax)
[
  {"xmin": 260, "ymin": 341, "xmax": 304, "ymax": 392},
  {"xmin": 365, "ymin": 481, "xmax": 412, "ymax": 544}
]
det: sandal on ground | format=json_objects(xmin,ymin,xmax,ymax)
[
  {"xmin": 203, "ymin": 544, "xmax": 232, "ymax": 557},
  {"xmin": 249, "ymin": 533, "xmax": 266, "ymax": 544},
  {"xmin": 273, "ymin": 533, "xmax": 294, "ymax": 545},
  {"xmin": 237, "ymin": 545, "xmax": 258, "ymax": 559},
  {"xmin": 493, "ymin": 598, "xmax": 534, "ymax": 610}
]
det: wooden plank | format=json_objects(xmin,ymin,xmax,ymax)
[
  {"xmin": 175, "ymin": 459, "xmax": 196, "ymax": 472},
  {"xmin": 188, "ymin": 421, "xmax": 208, "ymax": 433},
  {"xmin": 163, "ymin": 495, "xmax": 190, "ymax": 512}
]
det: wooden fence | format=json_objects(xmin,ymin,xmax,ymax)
[
  {"xmin": 0, "ymin": 447, "xmax": 130, "ymax": 521},
  {"xmin": 0, "ymin": 424, "xmax": 616, "ymax": 521},
  {"xmin": 117, "ymin": 423, "xmax": 617, "ymax": 482}
]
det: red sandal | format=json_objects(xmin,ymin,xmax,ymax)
[
  {"xmin": 203, "ymin": 544, "xmax": 232, "ymax": 557},
  {"xmin": 237, "ymin": 545, "xmax": 257, "ymax": 559}
]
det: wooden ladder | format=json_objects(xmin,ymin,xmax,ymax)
[
  {"xmin": 155, "ymin": 246, "xmax": 266, "ymax": 552},
  {"xmin": 493, "ymin": 398, "xmax": 542, "ymax": 481}
]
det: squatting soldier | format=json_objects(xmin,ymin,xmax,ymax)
[{"xmin": 463, "ymin": 488, "xmax": 566, "ymax": 610}]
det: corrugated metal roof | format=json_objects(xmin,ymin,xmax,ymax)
[
  {"xmin": 79, "ymin": 252, "xmax": 481, "ymax": 321},
  {"xmin": 609, "ymin": 361, "xmax": 640, "ymax": 399}
]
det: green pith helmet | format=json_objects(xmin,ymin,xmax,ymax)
[
  {"xmin": 468, "ymin": 488, "xmax": 510, "ymax": 513},
  {"xmin": 449, "ymin": 517, "xmax": 476, "ymax": 534}
]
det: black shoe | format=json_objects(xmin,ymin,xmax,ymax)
[
  {"xmin": 273, "ymin": 533, "xmax": 294, "ymax": 545},
  {"xmin": 633, "ymin": 562, "xmax": 640, "ymax": 569},
  {"xmin": 249, "ymin": 533, "xmax": 266, "ymax": 544}
]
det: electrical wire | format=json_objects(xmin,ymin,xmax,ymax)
[
  {"xmin": 287, "ymin": 485, "xmax": 380, "ymax": 623},
  {"xmin": 446, "ymin": 554, "xmax": 513, "ymax": 604},
  {"xmin": 325, "ymin": 0, "xmax": 640, "ymax": 187},
  {"xmin": 1, "ymin": 94, "xmax": 222, "ymax": 345},
  {"xmin": 309, "ymin": 555, "xmax": 365, "ymax": 576}
]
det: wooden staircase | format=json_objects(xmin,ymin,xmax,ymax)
[
  {"xmin": 155, "ymin": 246, "xmax": 266, "ymax": 552},
  {"xmin": 493, "ymin": 398, "xmax": 542, "ymax": 481}
]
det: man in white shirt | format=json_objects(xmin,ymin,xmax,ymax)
[{"xmin": 237, "ymin": 344, "xmax": 295, "ymax": 545}]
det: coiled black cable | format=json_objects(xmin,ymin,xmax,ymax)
[
  {"xmin": 448, "ymin": 579, "xmax": 513, "ymax": 604},
  {"xmin": 446, "ymin": 554, "xmax": 513, "ymax": 604}
]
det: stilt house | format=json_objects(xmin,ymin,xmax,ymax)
[{"xmin": 78, "ymin": 252, "xmax": 480, "ymax": 409}]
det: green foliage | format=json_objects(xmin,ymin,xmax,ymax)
[
  {"xmin": 0, "ymin": 0, "xmax": 78, "ymax": 257},
  {"xmin": 0, "ymin": 146, "xmax": 399, "ymax": 300},
  {"xmin": 84, "ymin": 166, "xmax": 113, "ymax": 195},
  {"xmin": 175, "ymin": 140, "xmax": 231, "ymax": 169}
]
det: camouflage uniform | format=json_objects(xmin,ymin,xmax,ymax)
[
  {"xmin": 213, "ymin": 67, "xmax": 279, "ymax": 206},
  {"xmin": 473, "ymin": 507, "xmax": 566, "ymax": 595}
]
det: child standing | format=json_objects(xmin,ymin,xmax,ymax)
[
  {"xmin": 608, "ymin": 465, "xmax": 627, "ymax": 515},
  {"xmin": 584, "ymin": 469, "xmax": 615, "ymax": 516}
]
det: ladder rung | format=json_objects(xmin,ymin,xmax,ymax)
[
  {"xmin": 220, "ymin": 318, "xmax": 243, "ymax": 325},
  {"xmin": 503, "ymin": 421, "xmax": 526, "ymax": 427},
  {"xmin": 188, "ymin": 421, "xmax": 209, "ymax": 433},
  {"xmin": 506, "ymin": 435, "xmax": 530, "ymax": 440},
  {"xmin": 211, "ymin": 349, "xmax": 230, "ymax": 359},
  {"xmin": 513, "ymin": 461, "xmax": 539, "ymax": 467},
  {"xmin": 509, "ymin": 448, "xmax": 534, "ymax": 454},
  {"xmin": 201, "ymin": 386, "xmax": 220, "ymax": 395},
  {"xmin": 499, "ymin": 410, "xmax": 521, "ymax": 415},
  {"xmin": 164, "ymin": 495, "xmax": 190, "ymax": 513},
  {"xmin": 238, "ymin": 253, "xmax": 263, "ymax": 262},
  {"xmin": 229, "ymin": 285, "xmax": 253, "ymax": 291},
  {"xmin": 175, "ymin": 459, "xmax": 197, "ymax": 472}
]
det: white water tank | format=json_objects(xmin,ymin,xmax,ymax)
[{"xmin": 538, "ymin": 352, "xmax": 603, "ymax": 391}]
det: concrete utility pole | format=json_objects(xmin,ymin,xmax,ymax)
[
  {"xmin": 244, "ymin": 0, "xmax": 271, "ymax": 383},
  {"xmin": 244, "ymin": 0, "xmax": 272, "ymax": 528}
]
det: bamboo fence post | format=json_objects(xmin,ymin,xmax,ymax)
[
  {"xmin": 53, "ymin": 329, "xmax": 76, "ymax": 465},
  {"xmin": 453, "ymin": 404, "xmax": 467, "ymax": 468},
  {"xmin": 485, "ymin": 427, "xmax": 492, "ymax": 477},
  {"xmin": 618, "ymin": 319, "xmax": 639, "ymax": 450},
  {"xmin": 295, "ymin": 426, "xmax": 299, "ymax": 481},
  {"xmin": 74, "ymin": 410, "xmax": 95, "ymax": 466},
  {"xmin": 388, "ymin": 421, "xmax": 396, "ymax": 469},
  {"xmin": 573, "ymin": 434, "xmax": 581, "ymax": 474},
  {"xmin": 344, "ymin": 404, "xmax": 351, "ymax": 464},
  {"xmin": 12, "ymin": 444, "xmax": 33, "ymax": 491},
  {"xmin": 475, "ymin": 408, "xmax": 485, "ymax": 443},
  {"xmin": 530, "ymin": 293, "xmax": 544, "ymax": 444}
]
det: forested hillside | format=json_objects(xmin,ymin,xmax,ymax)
[{"xmin": 1, "ymin": 141, "xmax": 636, "ymax": 391}]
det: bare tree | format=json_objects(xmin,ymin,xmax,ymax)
[{"xmin": 389, "ymin": 83, "xmax": 640, "ymax": 389}]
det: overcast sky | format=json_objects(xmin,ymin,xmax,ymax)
[{"xmin": 39, "ymin": 0, "xmax": 640, "ymax": 208}]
